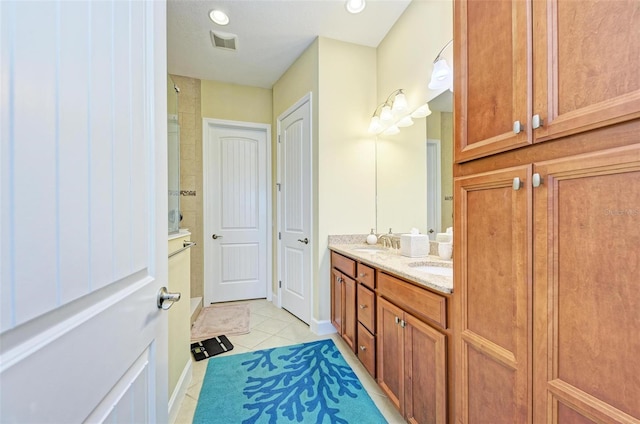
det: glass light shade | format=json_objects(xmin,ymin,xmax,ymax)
[
  {"xmin": 209, "ymin": 9, "xmax": 229, "ymax": 25},
  {"xmin": 397, "ymin": 116, "xmax": 414, "ymax": 127},
  {"xmin": 368, "ymin": 116, "xmax": 383, "ymax": 134},
  {"xmin": 345, "ymin": 0, "xmax": 366, "ymax": 14},
  {"xmin": 428, "ymin": 59, "xmax": 451, "ymax": 90},
  {"xmin": 383, "ymin": 125, "xmax": 400, "ymax": 136},
  {"xmin": 380, "ymin": 105, "xmax": 393, "ymax": 122},
  {"xmin": 391, "ymin": 92, "xmax": 408, "ymax": 113},
  {"xmin": 411, "ymin": 103, "xmax": 432, "ymax": 118}
]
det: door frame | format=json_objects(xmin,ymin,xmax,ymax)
[
  {"xmin": 275, "ymin": 93, "xmax": 314, "ymax": 318},
  {"xmin": 202, "ymin": 118, "xmax": 273, "ymax": 303}
]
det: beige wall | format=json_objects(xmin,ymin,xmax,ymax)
[
  {"xmin": 316, "ymin": 38, "xmax": 377, "ymax": 321},
  {"xmin": 272, "ymin": 37, "xmax": 377, "ymax": 323},
  {"xmin": 172, "ymin": 78, "xmax": 276, "ymax": 301},
  {"xmin": 375, "ymin": 0, "xmax": 453, "ymax": 234},
  {"xmin": 171, "ymin": 75, "xmax": 204, "ymax": 299},
  {"xmin": 272, "ymin": 38, "xmax": 320, "ymax": 313},
  {"xmin": 201, "ymin": 80, "xmax": 272, "ymax": 123}
]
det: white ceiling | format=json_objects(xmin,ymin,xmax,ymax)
[{"xmin": 167, "ymin": 0, "xmax": 412, "ymax": 88}]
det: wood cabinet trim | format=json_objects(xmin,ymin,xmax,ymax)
[
  {"xmin": 331, "ymin": 251, "xmax": 356, "ymax": 277},
  {"xmin": 377, "ymin": 271, "xmax": 448, "ymax": 330}
]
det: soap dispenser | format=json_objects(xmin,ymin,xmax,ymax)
[{"xmin": 366, "ymin": 229, "xmax": 378, "ymax": 245}]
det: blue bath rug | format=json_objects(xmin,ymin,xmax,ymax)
[{"xmin": 193, "ymin": 339, "xmax": 387, "ymax": 424}]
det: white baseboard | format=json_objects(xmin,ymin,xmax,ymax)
[
  {"xmin": 168, "ymin": 359, "xmax": 193, "ymax": 424},
  {"xmin": 310, "ymin": 318, "xmax": 337, "ymax": 336}
]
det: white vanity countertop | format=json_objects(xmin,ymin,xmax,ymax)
[
  {"xmin": 168, "ymin": 228, "xmax": 191, "ymax": 241},
  {"xmin": 329, "ymin": 243, "xmax": 453, "ymax": 295}
]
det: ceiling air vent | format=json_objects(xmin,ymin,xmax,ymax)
[{"xmin": 210, "ymin": 30, "xmax": 238, "ymax": 51}]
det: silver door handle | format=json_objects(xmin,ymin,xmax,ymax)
[
  {"xmin": 157, "ymin": 287, "xmax": 181, "ymax": 310},
  {"xmin": 297, "ymin": 238, "xmax": 309, "ymax": 244},
  {"xmin": 212, "ymin": 234, "xmax": 223, "ymax": 239}
]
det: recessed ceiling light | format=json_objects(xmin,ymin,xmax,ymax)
[
  {"xmin": 345, "ymin": 0, "xmax": 366, "ymax": 14},
  {"xmin": 209, "ymin": 9, "xmax": 229, "ymax": 25}
]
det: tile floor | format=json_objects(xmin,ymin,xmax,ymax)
[{"xmin": 175, "ymin": 299, "xmax": 406, "ymax": 423}]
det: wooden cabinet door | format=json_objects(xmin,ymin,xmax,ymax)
[
  {"xmin": 532, "ymin": 0, "xmax": 640, "ymax": 144},
  {"xmin": 533, "ymin": 144, "xmax": 640, "ymax": 423},
  {"xmin": 331, "ymin": 268, "xmax": 343, "ymax": 335},
  {"xmin": 404, "ymin": 313, "xmax": 447, "ymax": 424},
  {"xmin": 454, "ymin": 165, "xmax": 532, "ymax": 423},
  {"xmin": 342, "ymin": 274, "xmax": 357, "ymax": 352},
  {"xmin": 454, "ymin": 0, "xmax": 531, "ymax": 162},
  {"xmin": 377, "ymin": 297, "xmax": 405, "ymax": 412}
]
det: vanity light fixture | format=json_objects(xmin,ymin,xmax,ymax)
[
  {"xmin": 209, "ymin": 9, "xmax": 229, "ymax": 25},
  {"xmin": 428, "ymin": 39, "xmax": 453, "ymax": 91},
  {"xmin": 368, "ymin": 89, "xmax": 430, "ymax": 135},
  {"xmin": 345, "ymin": 0, "xmax": 366, "ymax": 14}
]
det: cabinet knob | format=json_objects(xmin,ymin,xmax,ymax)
[
  {"xmin": 395, "ymin": 316, "xmax": 400, "ymax": 324},
  {"xmin": 359, "ymin": 345, "xmax": 367, "ymax": 351},
  {"xmin": 513, "ymin": 120, "xmax": 523, "ymax": 134},
  {"xmin": 532, "ymin": 114, "xmax": 544, "ymax": 129},
  {"xmin": 359, "ymin": 273, "xmax": 366, "ymax": 277},
  {"xmin": 512, "ymin": 177, "xmax": 523, "ymax": 191},
  {"xmin": 532, "ymin": 173, "xmax": 543, "ymax": 188},
  {"xmin": 359, "ymin": 304, "xmax": 367, "ymax": 309}
]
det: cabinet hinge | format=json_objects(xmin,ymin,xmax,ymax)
[
  {"xmin": 279, "ymin": 280, "xmax": 282, "ymax": 288},
  {"xmin": 278, "ymin": 135, "xmax": 281, "ymax": 143},
  {"xmin": 278, "ymin": 232, "xmax": 281, "ymax": 240},
  {"xmin": 276, "ymin": 183, "xmax": 281, "ymax": 192}
]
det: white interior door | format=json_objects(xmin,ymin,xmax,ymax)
[
  {"xmin": 0, "ymin": 1, "xmax": 169, "ymax": 422},
  {"xmin": 204, "ymin": 120, "xmax": 270, "ymax": 304},
  {"xmin": 426, "ymin": 139, "xmax": 442, "ymax": 239},
  {"xmin": 278, "ymin": 94, "xmax": 312, "ymax": 324}
]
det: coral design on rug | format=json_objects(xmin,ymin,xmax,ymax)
[
  {"xmin": 240, "ymin": 340, "xmax": 362, "ymax": 423},
  {"xmin": 192, "ymin": 338, "xmax": 386, "ymax": 424}
]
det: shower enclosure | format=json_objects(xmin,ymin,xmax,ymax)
[{"xmin": 168, "ymin": 76, "xmax": 180, "ymax": 234}]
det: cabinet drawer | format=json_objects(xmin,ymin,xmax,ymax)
[
  {"xmin": 378, "ymin": 272, "xmax": 447, "ymax": 329},
  {"xmin": 331, "ymin": 251, "xmax": 356, "ymax": 277},
  {"xmin": 356, "ymin": 263, "xmax": 375, "ymax": 289},
  {"xmin": 357, "ymin": 323, "xmax": 376, "ymax": 378},
  {"xmin": 357, "ymin": 284, "xmax": 375, "ymax": 333}
]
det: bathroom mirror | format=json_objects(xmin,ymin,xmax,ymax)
[{"xmin": 375, "ymin": 89, "xmax": 453, "ymax": 238}]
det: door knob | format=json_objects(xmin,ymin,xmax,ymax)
[
  {"xmin": 211, "ymin": 234, "xmax": 223, "ymax": 239},
  {"xmin": 157, "ymin": 287, "xmax": 181, "ymax": 310},
  {"xmin": 297, "ymin": 238, "xmax": 309, "ymax": 244}
]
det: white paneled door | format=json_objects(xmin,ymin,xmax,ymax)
[
  {"xmin": 204, "ymin": 120, "xmax": 270, "ymax": 304},
  {"xmin": 0, "ymin": 1, "xmax": 168, "ymax": 422},
  {"xmin": 278, "ymin": 95, "xmax": 312, "ymax": 324}
]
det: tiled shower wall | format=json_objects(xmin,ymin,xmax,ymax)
[{"xmin": 171, "ymin": 75, "xmax": 204, "ymax": 299}]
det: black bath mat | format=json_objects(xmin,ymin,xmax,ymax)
[{"xmin": 190, "ymin": 335, "xmax": 234, "ymax": 361}]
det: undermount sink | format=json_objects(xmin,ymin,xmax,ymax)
[
  {"xmin": 351, "ymin": 246, "xmax": 388, "ymax": 253},
  {"xmin": 409, "ymin": 262, "xmax": 453, "ymax": 277}
]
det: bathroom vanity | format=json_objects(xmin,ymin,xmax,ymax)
[{"xmin": 329, "ymin": 242, "xmax": 453, "ymax": 424}]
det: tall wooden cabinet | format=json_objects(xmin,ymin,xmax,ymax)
[
  {"xmin": 455, "ymin": 0, "xmax": 640, "ymax": 422},
  {"xmin": 455, "ymin": 0, "xmax": 640, "ymax": 163}
]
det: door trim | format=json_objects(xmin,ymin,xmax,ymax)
[
  {"xmin": 276, "ymin": 93, "xmax": 313, "ymax": 318},
  {"xmin": 202, "ymin": 118, "xmax": 273, "ymax": 303}
]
